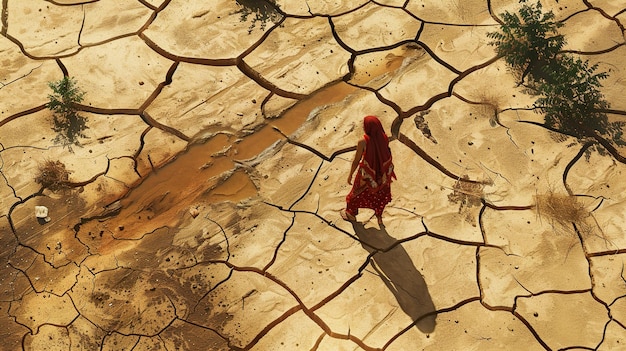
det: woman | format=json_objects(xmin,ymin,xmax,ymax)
[{"xmin": 341, "ymin": 115, "xmax": 396, "ymax": 225}]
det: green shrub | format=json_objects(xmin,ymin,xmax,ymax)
[
  {"xmin": 47, "ymin": 76, "xmax": 88, "ymax": 151},
  {"xmin": 487, "ymin": 0, "xmax": 625, "ymax": 146},
  {"xmin": 487, "ymin": 0, "xmax": 565, "ymax": 86},
  {"xmin": 535, "ymin": 56, "xmax": 625, "ymax": 145}
]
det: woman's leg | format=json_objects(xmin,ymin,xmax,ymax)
[
  {"xmin": 374, "ymin": 207, "xmax": 384, "ymax": 225},
  {"xmin": 346, "ymin": 200, "xmax": 359, "ymax": 217}
]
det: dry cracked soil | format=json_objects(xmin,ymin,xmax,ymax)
[{"xmin": 2, "ymin": 0, "xmax": 626, "ymax": 350}]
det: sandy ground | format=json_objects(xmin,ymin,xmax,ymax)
[{"xmin": 1, "ymin": 0, "xmax": 626, "ymax": 350}]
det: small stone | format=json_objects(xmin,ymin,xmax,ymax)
[{"xmin": 189, "ymin": 208, "xmax": 200, "ymax": 218}]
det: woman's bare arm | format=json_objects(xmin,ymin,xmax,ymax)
[{"xmin": 347, "ymin": 139, "xmax": 366, "ymax": 184}]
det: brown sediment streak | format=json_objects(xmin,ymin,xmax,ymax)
[
  {"xmin": 94, "ymin": 79, "xmax": 359, "ymax": 252},
  {"xmin": 204, "ymin": 170, "xmax": 258, "ymax": 203},
  {"xmin": 94, "ymin": 134, "xmax": 235, "ymax": 250},
  {"xmin": 0, "ymin": 104, "xmax": 47, "ymax": 128}
]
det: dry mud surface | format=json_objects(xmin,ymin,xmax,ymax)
[{"xmin": 2, "ymin": 0, "xmax": 626, "ymax": 350}]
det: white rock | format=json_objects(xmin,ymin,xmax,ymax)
[{"xmin": 35, "ymin": 206, "xmax": 48, "ymax": 218}]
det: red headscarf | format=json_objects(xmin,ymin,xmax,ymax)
[{"xmin": 363, "ymin": 115, "xmax": 395, "ymax": 184}]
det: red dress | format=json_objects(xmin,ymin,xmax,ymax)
[{"xmin": 346, "ymin": 116, "xmax": 396, "ymax": 217}]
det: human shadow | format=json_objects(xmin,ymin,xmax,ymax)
[{"xmin": 352, "ymin": 221, "xmax": 437, "ymax": 333}]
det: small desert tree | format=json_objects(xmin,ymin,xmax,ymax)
[
  {"xmin": 535, "ymin": 56, "xmax": 625, "ymax": 145},
  {"xmin": 234, "ymin": 0, "xmax": 282, "ymax": 34},
  {"xmin": 487, "ymin": 0, "xmax": 565, "ymax": 86},
  {"xmin": 47, "ymin": 76, "xmax": 88, "ymax": 151},
  {"xmin": 487, "ymin": 0, "xmax": 625, "ymax": 148}
]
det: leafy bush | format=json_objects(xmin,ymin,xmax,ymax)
[
  {"xmin": 47, "ymin": 76, "xmax": 88, "ymax": 151},
  {"xmin": 487, "ymin": 0, "xmax": 565, "ymax": 86},
  {"xmin": 535, "ymin": 56, "xmax": 625, "ymax": 145},
  {"xmin": 234, "ymin": 0, "xmax": 282, "ymax": 34},
  {"xmin": 487, "ymin": 0, "xmax": 625, "ymax": 146}
]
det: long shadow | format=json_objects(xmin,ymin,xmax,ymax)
[{"xmin": 352, "ymin": 221, "xmax": 437, "ymax": 333}]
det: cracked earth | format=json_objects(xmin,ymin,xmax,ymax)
[{"xmin": 2, "ymin": 0, "xmax": 626, "ymax": 350}]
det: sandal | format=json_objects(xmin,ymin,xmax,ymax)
[{"xmin": 340, "ymin": 209, "xmax": 357, "ymax": 222}]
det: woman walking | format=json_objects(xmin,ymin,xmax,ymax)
[{"xmin": 341, "ymin": 115, "xmax": 396, "ymax": 225}]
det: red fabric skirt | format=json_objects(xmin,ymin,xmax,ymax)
[{"xmin": 346, "ymin": 167, "xmax": 392, "ymax": 217}]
